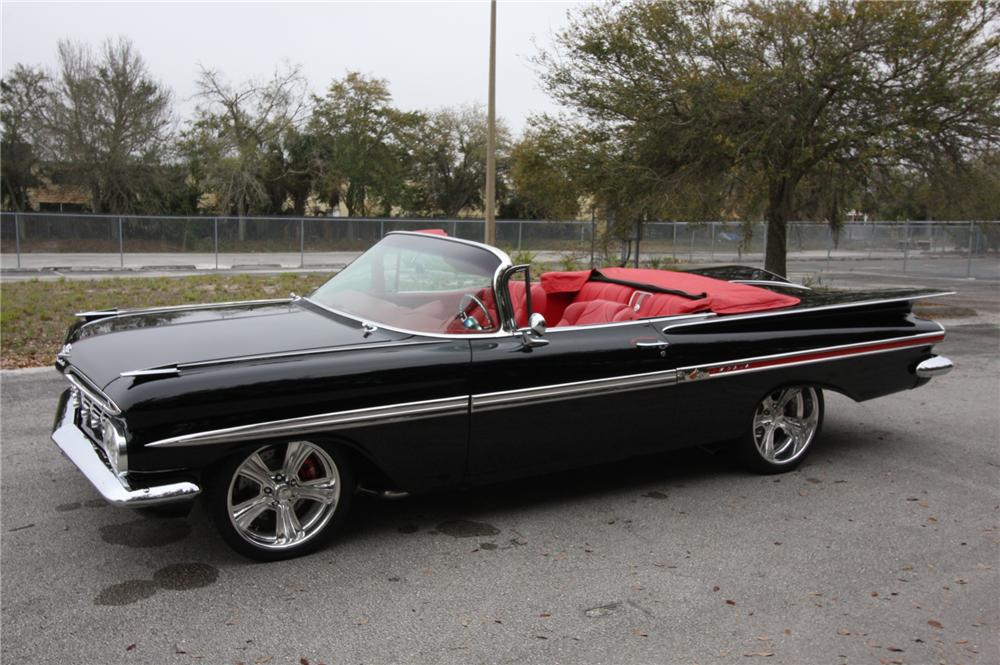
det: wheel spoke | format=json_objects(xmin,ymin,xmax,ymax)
[
  {"xmin": 275, "ymin": 503, "xmax": 304, "ymax": 545},
  {"xmin": 759, "ymin": 424, "xmax": 776, "ymax": 461},
  {"xmin": 238, "ymin": 453, "xmax": 275, "ymax": 490},
  {"xmin": 754, "ymin": 413, "xmax": 774, "ymax": 428},
  {"xmin": 783, "ymin": 418, "xmax": 811, "ymax": 454},
  {"xmin": 295, "ymin": 479, "xmax": 338, "ymax": 505},
  {"xmin": 283, "ymin": 441, "xmax": 313, "ymax": 480},
  {"xmin": 777, "ymin": 387, "xmax": 799, "ymax": 412},
  {"xmin": 232, "ymin": 494, "xmax": 272, "ymax": 530}
]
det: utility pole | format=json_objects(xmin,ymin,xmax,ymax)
[{"xmin": 484, "ymin": 0, "xmax": 497, "ymax": 246}]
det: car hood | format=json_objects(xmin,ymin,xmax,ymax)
[{"xmin": 63, "ymin": 299, "xmax": 409, "ymax": 389}]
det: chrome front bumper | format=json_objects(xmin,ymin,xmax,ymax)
[
  {"xmin": 51, "ymin": 390, "xmax": 201, "ymax": 507},
  {"xmin": 915, "ymin": 355, "xmax": 954, "ymax": 379}
]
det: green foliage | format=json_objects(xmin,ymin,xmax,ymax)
[
  {"xmin": 557, "ymin": 253, "xmax": 582, "ymax": 271},
  {"xmin": 1, "ymin": 65, "xmax": 49, "ymax": 211},
  {"xmin": 43, "ymin": 38, "xmax": 175, "ymax": 213},
  {"xmin": 508, "ymin": 120, "xmax": 584, "ymax": 220},
  {"xmin": 183, "ymin": 64, "xmax": 306, "ymax": 218},
  {"xmin": 537, "ymin": 0, "xmax": 1000, "ymax": 274},
  {"xmin": 510, "ymin": 249, "xmax": 537, "ymax": 266},
  {"xmin": 310, "ymin": 72, "xmax": 422, "ymax": 217},
  {"xmin": 403, "ymin": 105, "xmax": 511, "ymax": 217}
]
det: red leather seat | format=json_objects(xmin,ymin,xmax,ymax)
[{"xmin": 558, "ymin": 300, "xmax": 637, "ymax": 327}]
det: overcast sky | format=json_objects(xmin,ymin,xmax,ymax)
[{"xmin": 1, "ymin": 0, "xmax": 589, "ymax": 132}]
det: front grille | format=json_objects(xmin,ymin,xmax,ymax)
[
  {"xmin": 64, "ymin": 370, "xmax": 124, "ymax": 473},
  {"xmin": 76, "ymin": 386, "xmax": 111, "ymax": 445}
]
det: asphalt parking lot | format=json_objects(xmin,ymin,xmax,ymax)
[{"xmin": 1, "ymin": 285, "xmax": 998, "ymax": 665}]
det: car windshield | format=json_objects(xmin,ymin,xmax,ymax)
[{"xmin": 309, "ymin": 233, "xmax": 503, "ymax": 334}]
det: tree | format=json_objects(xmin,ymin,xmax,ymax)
[
  {"xmin": 45, "ymin": 37, "xmax": 174, "ymax": 213},
  {"xmin": 1, "ymin": 65, "xmax": 50, "ymax": 211},
  {"xmin": 405, "ymin": 105, "xmax": 510, "ymax": 217},
  {"xmin": 507, "ymin": 120, "xmax": 584, "ymax": 219},
  {"xmin": 538, "ymin": 0, "xmax": 1000, "ymax": 275},
  {"xmin": 184, "ymin": 64, "xmax": 306, "ymax": 222},
  {"xmin": 310, "ymin": 72, "xmax": 421, "ymax": 216}
]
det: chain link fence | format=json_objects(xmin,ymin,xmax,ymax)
[{"xmin": 1, "ymin": 212, "xmax": 997, "ymax": 279}]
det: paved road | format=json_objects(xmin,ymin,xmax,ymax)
[{"xmin": 2, "ymin": 316, "xmax": 997, "ymax": 664}]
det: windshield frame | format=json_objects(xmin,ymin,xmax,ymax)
[{"xmin": 302, "ymin": 231, "xmax": 516, "ymax": 339}]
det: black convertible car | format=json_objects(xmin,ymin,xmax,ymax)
[{"xmin": 52, "ymin": 231, "xmax": 953, "ymax": 560}]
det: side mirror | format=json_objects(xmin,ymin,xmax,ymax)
[
  {"xmin": 519, "ymin": 312, "xmax": 548, "ymax": 349},
  {"xmin": 528, "ymin": 312, "xmax": 547, "ymax": 337}
]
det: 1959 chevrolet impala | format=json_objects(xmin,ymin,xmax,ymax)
[{"xmin": 52, "ymin": 231, "xmax": 954, "ymax": 560}]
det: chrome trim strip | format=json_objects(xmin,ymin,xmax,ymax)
[
  {"xmin": 662, "ymin": 292, "xmax": 955, "ymax": 332},
  {"xmin": 915, "ymin": 355, "xmax": 953, "ymax": 378},
  {"xmin": 145, "ymin": 395, "xmax": 469, "ymax": 448},
  {"xmin": 547, "ymin": 312, "xmax": 717, "ymax": 333},
  {"xmin": 120, "ymin": 368, "xmax": 180, "ymax": 378},
  {"xmin": 731, "ymin": 279, "xmax": 812, "ymax": 291},
  {"xmin": 65, "ymin": 370, "xmax": 122, "ymax": 415},
  {"xmin": 76, "ymin": 298, "xmax": 292, "ymax": 321},
  {"xmin": 119, "ymin": 340, "xmax": 451, "ymax": 378},
  {"xmin": 52, "ymin": 391, "xmax": 200, "ymax": 506},
  {"xmin": 473, "ymin": 369, "xmax": 679, "ymax": 412},
  {"xmin": 677, "ymin": 331, "xmax": 946, "ymax": 383}
]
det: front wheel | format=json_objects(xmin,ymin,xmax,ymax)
[
  {"xmin": 207, "ymin": 440, "xmax": 354, "ymax": 561},
  {"xmin": 739, "ymin": 385, "xmax": 824, "ymax": 473}
]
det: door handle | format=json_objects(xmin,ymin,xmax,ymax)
[{"xmin": 635, "ymin": 340, "xmax": 670, "ymax": 356}]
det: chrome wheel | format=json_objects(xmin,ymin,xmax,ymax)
[
  {"xmin": 752, "ymin": 386, "xmax": 821, "ymax": 465},
  {"xmin": 226, "ymin": 441, "xmax": 341, "ymax": 551}
]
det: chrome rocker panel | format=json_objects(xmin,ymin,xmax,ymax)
[{"xmin": 51, "ymin": 391, "xmax": 201, "ymax": 507}]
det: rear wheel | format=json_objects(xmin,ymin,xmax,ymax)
[
  {"xmin": 208, "ymin": 440, "xmax": 353, "ymax": 561},
  {"xmin": 739, "ymin": 385, "xmax": 824, "ymax": 473}
]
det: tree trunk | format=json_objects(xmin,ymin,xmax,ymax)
[{"xmin": 764, "ymin": 178, "xmax": 794, "ymax": 277}]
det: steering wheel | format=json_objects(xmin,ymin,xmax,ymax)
[{"xmin": 457, "ymin": 293, "xmax": 495, "ymax": 331}]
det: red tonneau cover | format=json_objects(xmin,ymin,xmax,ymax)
[{"xmin": 540, "ymin": 268, "xmax": 799, "ymax": 318}]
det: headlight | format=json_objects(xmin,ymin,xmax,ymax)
[{"xmin": 101, "ymin": 417, "xmax": 128, "ymax": 477}]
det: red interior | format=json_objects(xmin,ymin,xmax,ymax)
[
  {"xmin": 331, "ymin": 265, "xmax": 797, "ymax": 333},
  {"xmin": 539, "ymin": 268, "xmax": 799, "ymax": 326}
]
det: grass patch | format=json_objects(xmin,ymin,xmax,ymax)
[{"xmin": 1, "ymin": 273, "xmax": 330, "ymax": 369}]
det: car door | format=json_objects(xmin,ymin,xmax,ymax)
[{"xmin": 467, "ymin": 319, "xmax": 678, "ymax": 483}]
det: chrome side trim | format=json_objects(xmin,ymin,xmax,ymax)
[
  {"xmin": 677, "ymin": 331, "xmax": 946, "ymax": 383},
  {"xmin": 119, "ymin": 340, "xmax": 451, "ymax": 378},
  {"xmin": 145, "ymin": 395, "xmax": 469, "ymax": 448},
  {"xmin": 65, "ymin": 369, "xmax": 122, "ymax": 415},
  {"xmin": 731, "ymin": 279, "xmax": 812, "ymax": 291},
  {"xmin": 75, "ymin": 298, "xmax": 293, "ymax": 321},
  {"xmin": 473, "ymin": 369, "xmax": 679, "ymax": 412},
  {"xmin": 915, "ymin": 355, "xmax": 953, "ymax": 378},
  {"xmin": 120, "ymin": 368, "xmax": 180, "ymax": 378},
  {"xmin": 662, "ymin": 292, "xmax": 955, "ymax": 332},
  {"xmin": 547, "ymin": 312, "xmax": 717, "ymax": 334},
  {"xmin": 52, "ymin": 391, "xmax": 200, "ymax": 507}
]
